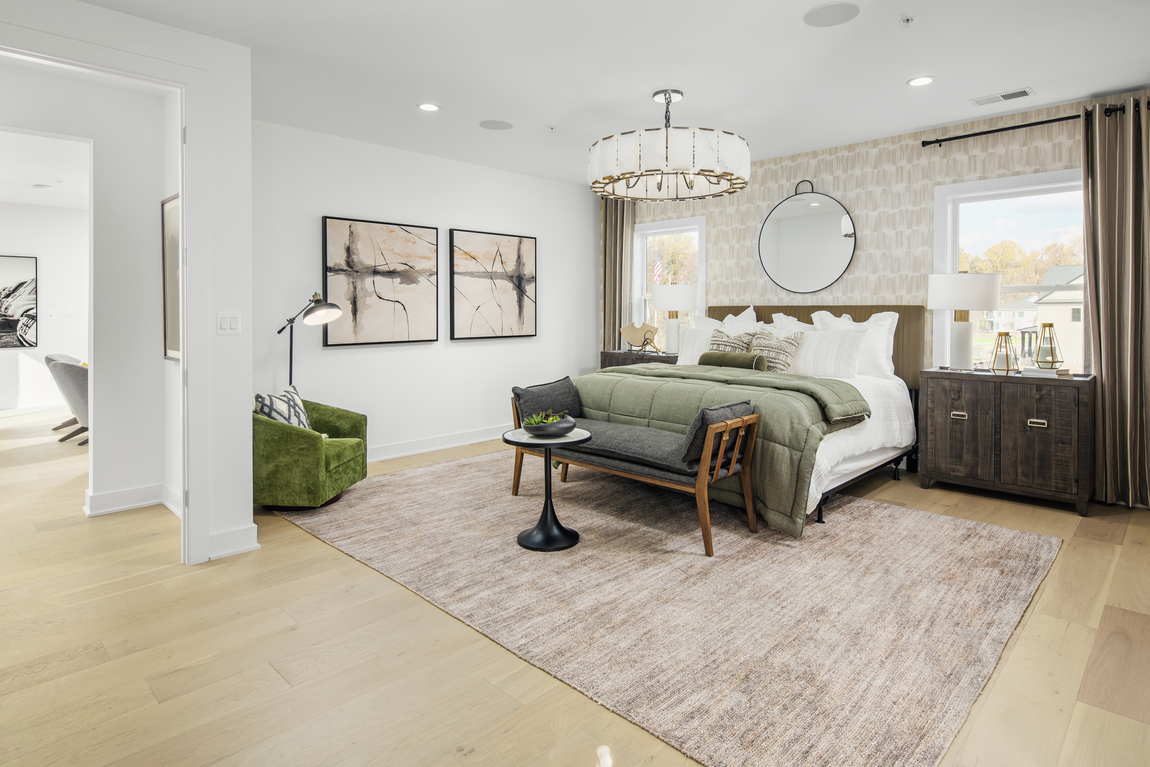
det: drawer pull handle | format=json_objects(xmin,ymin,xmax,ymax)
[
  {"xmin": 950, "ymin": 411, "xmax": 968, "ymax": 420},
  {"xmin": 1028, "ymin": 419, "xmax": 1048, "ymax": 428}
]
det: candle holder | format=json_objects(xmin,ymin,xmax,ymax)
[
  {"xmin": 1035, "ymin": 323, "xmax": 1063, "ymax": 369},
  {"xmin": 991, "ymin": 331, "xmax": 1019, "ymax": 375}
]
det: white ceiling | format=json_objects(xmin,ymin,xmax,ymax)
[
  {"xmin": 80, "ymin": 0, "xmax": 1150, "ymax": 186},
  {"xmin": 0, "ymin": 130, "xmax": 89, "ymax": 210}
]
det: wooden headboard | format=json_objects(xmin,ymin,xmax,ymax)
[{"xmin": 706, "ymin": 305, "xmax": 927, "ymax": 389}]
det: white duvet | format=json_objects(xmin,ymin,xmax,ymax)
[{"xmin": 805, "ymin": 375, "xmax": 916, "ymax": 513}]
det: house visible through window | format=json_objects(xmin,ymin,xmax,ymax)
[
  {"xmin": 632, "ymin": 217, "xmax": 705, "ymax": 350},
  {"xmin": 945, "ymin": 173, "xmax": 1085, "ymax": 372}
]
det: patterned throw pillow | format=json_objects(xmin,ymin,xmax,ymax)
[
  {"xmin": 253, "ymin": 385, "xmax": 311, "ymax": 430},
  {"xmin": 709, "ymin": 328, "xmax": 754, "ymax": 353},
  {"xmin": 750, "ymin": 330, "xmax": 804, "ymax": 372}
]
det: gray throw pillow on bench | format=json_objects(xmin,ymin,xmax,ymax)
[
  {"xmin": 512, "ymin": 375, "xmax": 583, "ymax": 421},
  {"xmin": 681, "ymin": 401, "xmax": 753, "ymax": 465}
]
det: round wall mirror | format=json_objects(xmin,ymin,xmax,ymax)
[{"xmin": 757, "ymin": 181, "xmax": 855, "ymax": 293}]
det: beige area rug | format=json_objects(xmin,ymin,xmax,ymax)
[{"xmin": 278, "ymin": 452, "xmax": 1060, "ymax": 767}]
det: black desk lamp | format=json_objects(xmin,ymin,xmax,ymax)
[{"xmin": 277, "ymin": 292, "xmax": 342, "ymax": 385}]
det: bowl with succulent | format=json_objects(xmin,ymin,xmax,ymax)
[{"xmin": 522, "ymin": 409, "xmax": 576, "ymax": 438}]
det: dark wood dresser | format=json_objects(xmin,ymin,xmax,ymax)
[
  {"xmin": 918, "ymin": 368, "xmax": 1095, "ymax": 515},
  {"xmin": 600, "ymin": 350, "xmax": 678, "ymax": 368}
]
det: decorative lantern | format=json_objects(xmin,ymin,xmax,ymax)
[
  {"xmin": 991, "ymin": 331, "xmax": 1019, "ymax": 375},
  {"xmin": 1035, "ymin": 323, "xmax": 1063, "ymax": 369}
]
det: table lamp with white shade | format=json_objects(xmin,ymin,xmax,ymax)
[
  {"xmin": 927, "ymin": 273, "xmax": 1001, "ymax": 370},
  {"xmin": 651, "ymin": 283, "xmax": 697, "ymax": 354}
]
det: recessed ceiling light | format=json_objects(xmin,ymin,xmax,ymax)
[
  {"xmin": 480, "ymin": 120, "xmax": 513, "ymax": 131},
  {"xmin": 810, "ymin": 202, "xmax": 820, "ymax": 206},
  {"xmin": 418, "ymin": 103, "xmax": 439, "ymax": 111},
  {"xmin": 907, "ymin": 76, "xmax": 936, "ymax": 87},
  {"xmin": 803, "ymin": 3, "xmax": 860, "ymax": 28}
]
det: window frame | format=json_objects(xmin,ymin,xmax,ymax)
[
  {"xmin": 931, "ymin": 169, "xmax": 1083, "ymax": 367},
  {"xmin": 632, "ymin": 216, "xmax": 707, "ymax": 324}
]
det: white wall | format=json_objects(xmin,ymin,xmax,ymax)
[
  {"xmin": 0, "ymin": 64, "xmax": 167, "ymax": 509},
  {"xmin": 0, "ymin": 202, "xmax": 88, "ymax": 410},
  {"xmin": 253, "ymin": 121, "xmax": 600, "ymax": 459},
  {"xmin": 1, "ymin": 0, "xmax": 255, "ymax": 562}
]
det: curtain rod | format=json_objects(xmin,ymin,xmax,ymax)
[{"xmin": 921, "ymin": 104, "xmax": 1132, "ymax": 148}]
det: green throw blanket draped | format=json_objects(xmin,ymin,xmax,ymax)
[{"xmin": 573, "ymin": 364, "xmax": 871, "ymax": 538}]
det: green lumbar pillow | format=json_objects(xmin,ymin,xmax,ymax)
[{"xmin": 697, "ymin": 351, "xmax": 768, "ymax": 371}]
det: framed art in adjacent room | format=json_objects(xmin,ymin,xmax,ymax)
[
  {"xmin": 0, "ymin": 255, "xmax": 37, "ymax": 348},
  {"xmin": 161, "ymin": 193, "xmax": 181, "ymax": 360},
  {"xmin": 322, "ymin": 216, "xmax": 439, "ymax": 346},
  {"xmin": 449, "ymin": 229, "xmax": 536, "ymax": 339}
]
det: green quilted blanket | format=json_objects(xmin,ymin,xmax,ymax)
[{"xmin": 572, "ymin": 364, "xmax": 871, "ymax": 538}]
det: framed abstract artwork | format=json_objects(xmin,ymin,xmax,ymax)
[
  {"xmin": 0, "ymin": 255, "xmax": 37, "ymax": 348},
  {"xmin": 322, "ymin": 216, "xmax": 438, "ymax": 346},
  {"xmin": 449, "ymin": 229, "xmax": 536, "ymax": 340},
  {"xmin": 161, "ymin": 193, "xmax": 181, "ymax": 360}
]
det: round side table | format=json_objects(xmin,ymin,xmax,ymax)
[{"xmin": 502, "ymin": 427, "xmax": 591, "ymax": 551}]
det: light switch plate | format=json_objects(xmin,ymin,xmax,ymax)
[{"xmin": 217, "ymin": 311, "xmax": 241, "ymax": 335}]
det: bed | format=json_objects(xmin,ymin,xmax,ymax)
[{"xmin": 572, "ymin": 304, "xmax": 924, "ymax": 539}]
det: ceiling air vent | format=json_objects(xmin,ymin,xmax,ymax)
[{"xmin": 970, "ymin": 87, "xmax": 1035, "ymax": 107}]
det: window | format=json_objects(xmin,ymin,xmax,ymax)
[
  {"xmin": 633, "ymin": 217, "xmax": 705, "ymax": 349},
  {"xmin": 934, "ymin": 170, "xmax": 1085, "ymax": 372}
]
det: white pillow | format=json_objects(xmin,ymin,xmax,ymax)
[
  {"xmin": 688, "ymin": 314, "xmax": 724, "ymax": 332},
  {"xmin": 789, "ymin": 329, "xmax": 868, "ymax": 378},
  {"xmin": 722, "ymin": 306, "xmax": 758, "ymax": 326},
  {"xmin": 772, "ymin": 313, "xmax": 816, "ymax": 333},
  {"xmin": 676, "ymin": 327, "xmax": 714, "ymax": 365},
  {"xmin": 812, "ymin": 311, "xmax": 899, "ymax": 377}
]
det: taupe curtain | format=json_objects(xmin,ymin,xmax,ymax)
[
  {"xmin": 1081, "ymin": 97, "xmax": 1150, "ymax": 506},
  {"xmin": 601, "ymin": 198, "xmax": 635, "ymax": 351}
]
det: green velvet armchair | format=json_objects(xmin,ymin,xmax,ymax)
[{"xmin": 253, "ymin": 399, "xmax": 367, "ymax": 508}]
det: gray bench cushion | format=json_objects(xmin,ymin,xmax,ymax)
[
  {"xmin": 559, "ymin": 417, "xmax": 743, "ymax": 482},
  {"xmin": 568, "ymin": 418, "xmax": 691, "ymax": 474}
]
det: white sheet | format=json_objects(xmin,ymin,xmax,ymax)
[{"xmin": 805, "ymin": 375, "xmax": 916, "ymax": 513}]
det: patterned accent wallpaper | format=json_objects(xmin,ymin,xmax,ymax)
[{"xmin": 634, "ymin": 88, "xmax": 1149, "ymax": 362}]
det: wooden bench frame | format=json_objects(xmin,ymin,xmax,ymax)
[{"xmin": 511, "ymin": 401, "xmax": 761, "ymax": 556}]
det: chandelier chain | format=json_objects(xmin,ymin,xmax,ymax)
[{"xmin": 664, "ymin": 91, "xmax": 672, "ymax": 129}]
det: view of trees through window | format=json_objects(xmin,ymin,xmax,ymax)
[
  {"xmin": 957, "ymin": 190, "xmax": 1085, "ymax": 372},
  {"xmin": 642, "ymin": 230, "xmax": 699, "ymax": 349}
]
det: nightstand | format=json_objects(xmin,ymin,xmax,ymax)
[
  {"xmin": 918, "ymin": 368, "xmax": 1095, "ymax": 516},
  {"xmin": 600, "ymin": 350, "xmax": 678, "ymax": 368}
]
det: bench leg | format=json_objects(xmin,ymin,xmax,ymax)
[
  {"xmin": 511, "ymin": 448, "xmax": 524, "ymax": 496},
  {"xmin": 740, "ymin": 472, "xmax": 757, "ymax": 533},
  {"xmin": 695, "ymin": 485, "xmax": 714, "ymax": 557},
  {"xmin": 560, "ymin": 463, "xmax": 569, "ymax": 483}
]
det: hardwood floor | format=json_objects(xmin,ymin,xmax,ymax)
[{"xmin": 2, "ymin": 407, "xmax": 1148, "ymax": 766}]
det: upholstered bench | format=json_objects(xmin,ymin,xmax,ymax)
[{"xmin": 510, "ymin": 377, "xmax": 760, "ymax": 557}]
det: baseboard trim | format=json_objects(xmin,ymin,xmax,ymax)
[
  {"xmin": 210, "ymin": 523, "xmax": 260, "ymax": 560},
  {"xmin": 84, "ymin": 484, "xmax": 165, "ymax": 517},
  {"xmin": 162, "ymin": 484, "xmax": 183, "ymax": 518},
  {"xmin": 366, "ymin": 424, "xmax": 511, "ymax": 463}
]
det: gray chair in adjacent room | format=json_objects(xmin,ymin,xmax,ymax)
[
  {"xmin": 47, "ymin": 359, "xmax": 89, "ymax": 445},
  {"xmin": 45, "ymin": 353, "xmax": 82, "ymax": 432}
]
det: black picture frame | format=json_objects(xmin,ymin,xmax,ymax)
[
  {"xmin": 449, "ymin": 228, "xmax": 537, "ymax": 340},
  {"xmin": 0, "ymin": 254, "xmax": 38, "ymax": 349},
  {"xmin": 322, "ymin": 215, "xmax": 439, "ymax": 347},
  {"xmin": 161, "ymin": 193, "xmax": 181, "ymax": 360}
]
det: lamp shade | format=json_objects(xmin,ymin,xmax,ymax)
[
  {"xmin": 301, "ymin": 293, "xmax": 343, "ymax": 325},
  {"xmin": 651, "ymin": 283, "xmax": 697, "ymax": 312},
  {"xmin": 927, "ymin": 273, "xmax": 1001, "ymax": 311}
]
